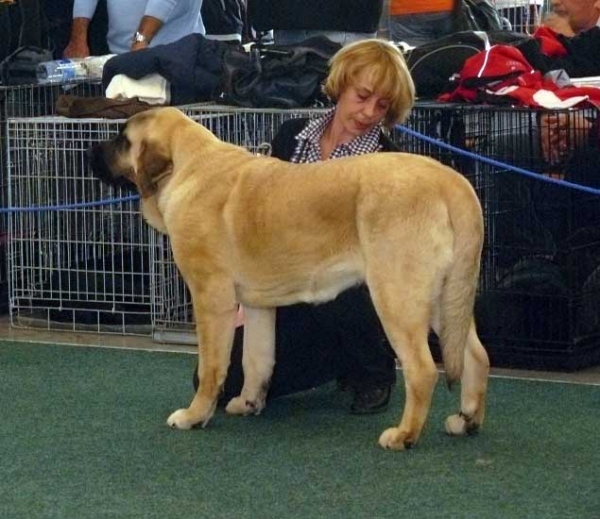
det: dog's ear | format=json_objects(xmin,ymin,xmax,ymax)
[{"xmin": 136, "ymin": 140, "xmax": 173, "ymax": 198}]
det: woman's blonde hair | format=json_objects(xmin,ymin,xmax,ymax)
[{"xmin": 323, "ymin": 39, "xmax": 415, "ymax": 127}]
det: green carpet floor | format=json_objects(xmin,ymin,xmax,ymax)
[{"xmin": 1, "ymin": 340, "xmax": 598, "ymax": 519}]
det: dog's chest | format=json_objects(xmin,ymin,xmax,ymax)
[{"xmin": 236, "ymin": 256, "xmax": 364, "ymax": 307}]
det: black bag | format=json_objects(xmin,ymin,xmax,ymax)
[
  {"xmin": 475, "ymin": 256, "xmax": 570, "ymax": 349},
  {"xmin": 454, "ymin": 0, "xmax": 505, "ymax": 32},
  {"xmin": 217, "ymin": 36, "xmax": 341, "ymax": 108},
  {"xmin": 202, "ymin": 0, "xmax": 245, "ymax": 41},
  {"xmin": 0, "ymin": 45, "xmax": 53, "ymax": 85},
  {"xmin": 407, "ymin": 30, "xmax": 529, "ymax": 97}
]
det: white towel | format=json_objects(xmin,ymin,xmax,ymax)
[{"xmin": 105, "ymin": 73, "xmax": 170, "ymax": 105}]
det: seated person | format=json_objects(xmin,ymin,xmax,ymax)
[
  {"xmin": 64, "ymin": 0, "xmax": 204, "ymax": 57},
  {"xmin": 193, "ymin": 38, "xmax": 416, "ymax": 415},
  {"xmin": 43, "ymin": 0, "xmax": 109, "ymax": 58}
]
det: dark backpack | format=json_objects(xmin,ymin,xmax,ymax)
[
  {"xmin": 216, "ymin": 36, "xmax": 341, "ymax": 108},
  {"xmin": 0, "ymin": 45, "xmax": 53, "ymax": 85},
  {"xmin": 201, "ymin": 0, "xmax": 245, "ymax": 41},
  {"xmin": 454, "ymin": 0, "xmax": 505, "ymax": 32},
  {"xmin": 407, "ymin": 30, "xmax": 529, "ymax": 98}
]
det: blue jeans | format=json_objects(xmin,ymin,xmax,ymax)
[
  {"xmin": 273, "ymin": 29, "xmax": 376, "ymax": 46},
  {"xmin": 389, "ymin": 11, "xmax": 454, "ymax": 47}
]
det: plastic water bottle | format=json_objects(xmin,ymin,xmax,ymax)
[{"xmin": 36, "ymin": 59, "xmax": 87, "ymax": 84}]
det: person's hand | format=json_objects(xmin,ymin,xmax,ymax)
[
  {"xmin": 540, "ymin": 111, "xmax": 593, "ymax": 165},
  {"xmin": 130, "ymin": 41, "xmax": 150, "ymax": 52},
  {"xmin": 63, "ymin": 40, "xmax": 90, "ymax": 58},
  {"xmin": 541, "ymin": 13, "xmax": 575, "ymax": 37}
]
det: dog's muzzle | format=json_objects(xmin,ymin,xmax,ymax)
[{"xmin": 87, "ymin": 144, "xmax": 137, "ymax": 192}]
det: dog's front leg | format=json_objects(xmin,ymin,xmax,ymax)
[
  {"xmin": 167, "ymin": 287, "xmax": 237, "ymax": 430},
  {"xmin": 225, "ymin": 306, "xmax": 276, "ymax": 416}
]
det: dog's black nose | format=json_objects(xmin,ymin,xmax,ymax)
[{"xmin": 86, "ymin": 144, "xmax": 111, "ymax": 182}]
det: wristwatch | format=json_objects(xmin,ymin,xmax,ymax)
[{"xmin": 133, "ymin": 31, "xmax": 148, "ymax": 44}]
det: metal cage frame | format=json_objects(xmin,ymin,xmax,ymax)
[
  {"xmin": 0, "ymin": 81, "xmax": 104, "ymax": 313},
  {"xmin": 6, "ymin": 100, "xmax": 600, "ymax": 370}
]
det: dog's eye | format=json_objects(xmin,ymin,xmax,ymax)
[{"xmin": 115, "ymin": 133, "xmax": 131, "ymax": 150}]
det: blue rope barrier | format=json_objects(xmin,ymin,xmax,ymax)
[
  {"xmin": 0, "ymin": 124, "xmax": 598, "ymax": 214},
  {"xmin": 395, "ymin": 124, "xmax": 600, "ymax": 196},
  {"xmin": 0, "ymin": 194, "xmax": 140, "ymax": 214}
]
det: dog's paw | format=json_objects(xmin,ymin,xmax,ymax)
[
  {"xmin": 378, "ymin": 427, "xmax": 414, "ymax": 451},
  {"xmin": 225, "ymin": 396, "xmax": 264, "ymax": 416},
  {"xmin": 445, "ymin": 413, "xmax": 480, "ymax": 436},
  {"xmin": 166, "ymin": 408, "xmax": 201, "ymax": 430}
]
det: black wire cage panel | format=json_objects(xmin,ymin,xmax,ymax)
[{"xmin": 396, "ymin": 102, "xmax": 600, "ymax": 370}]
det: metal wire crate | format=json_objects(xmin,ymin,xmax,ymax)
[
  {"xmin": 448, "ymin": 104, "xmax": 600, "ymax": 370},
  {"xmin": 0, "ymin": 81, "xmax": 104, "ymax": 313},
  {"xmin": 6, "ymin": 115, "xmax": 154, "ymax": 334},
  {"xmin": 495, "ymin": 1, "xmax": 542, "ymax": 34}
]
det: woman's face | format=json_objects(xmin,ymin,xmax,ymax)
[{"xmin": 334, "ymin": 71, "xmax": 391, "ymax": 138}]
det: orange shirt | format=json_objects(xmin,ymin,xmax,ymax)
[{"xmin": 389, "ymin": 0, "xmax": 454, "ymax": 16}]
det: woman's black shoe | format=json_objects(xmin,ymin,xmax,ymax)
[{"xmin": 350, "ymin": 385, "xmax": 392, "ymax": 415}]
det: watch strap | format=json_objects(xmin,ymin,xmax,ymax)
[{"xmin": 133, "ymin": 31, "xmax": 148, "ymax": 44}]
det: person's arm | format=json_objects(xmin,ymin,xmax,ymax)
[
  {"xmin": 64, "ymin": 0, "xmax": 99, "ymax": 58},
  {"xmin": 64, "ymin": 17, "xmax": 92, "ymax": 57},
  {"xmin": 130, "ymin": 0, "xmax": 181, "ymax": 51},
  {"xmin": 539, "ymin": 111, "xmax": 594, "ymax": 165},
  {"xmin": 131, "ymin": 15, "xmax": 164, "ymax": 51},
  {"xmin": 542, "ymin": 12, "xmax": 575, "ymax": 37},
  {"xmin": 270, "ymin": 118, "xmax": 309, "ymax": 161}
]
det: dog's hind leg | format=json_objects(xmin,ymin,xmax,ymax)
[
  {"xmin": 167, "ymin": 282, "xmax": 238, "ymax": 430},
  {"xmin": 445, "ymin": 321, "xmax": 489, "ymax": 436},
  {"xmin": 225, "ymin": 306, "xmax": 276, "ymax": 416},
  {"xmin": 368, "ymin": 274, "xmax": 439, "ymax": 451}
]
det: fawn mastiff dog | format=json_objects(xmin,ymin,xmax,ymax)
[{"xmin": 89, "ymin": 107, "xmax": 490, "ymax": 451}]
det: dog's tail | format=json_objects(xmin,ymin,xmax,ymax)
[{"xmin": 438, "ymin": 175, "xmax": 484, "ymax": 387}]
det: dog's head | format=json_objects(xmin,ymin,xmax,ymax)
[{"xmin": 88, "ymin": 107, "xmax": 184, "ymax": 198}]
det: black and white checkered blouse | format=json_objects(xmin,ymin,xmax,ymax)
[{"xmin": 290, "ymin": 108, "xmax": 384, "ymax": 164}]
